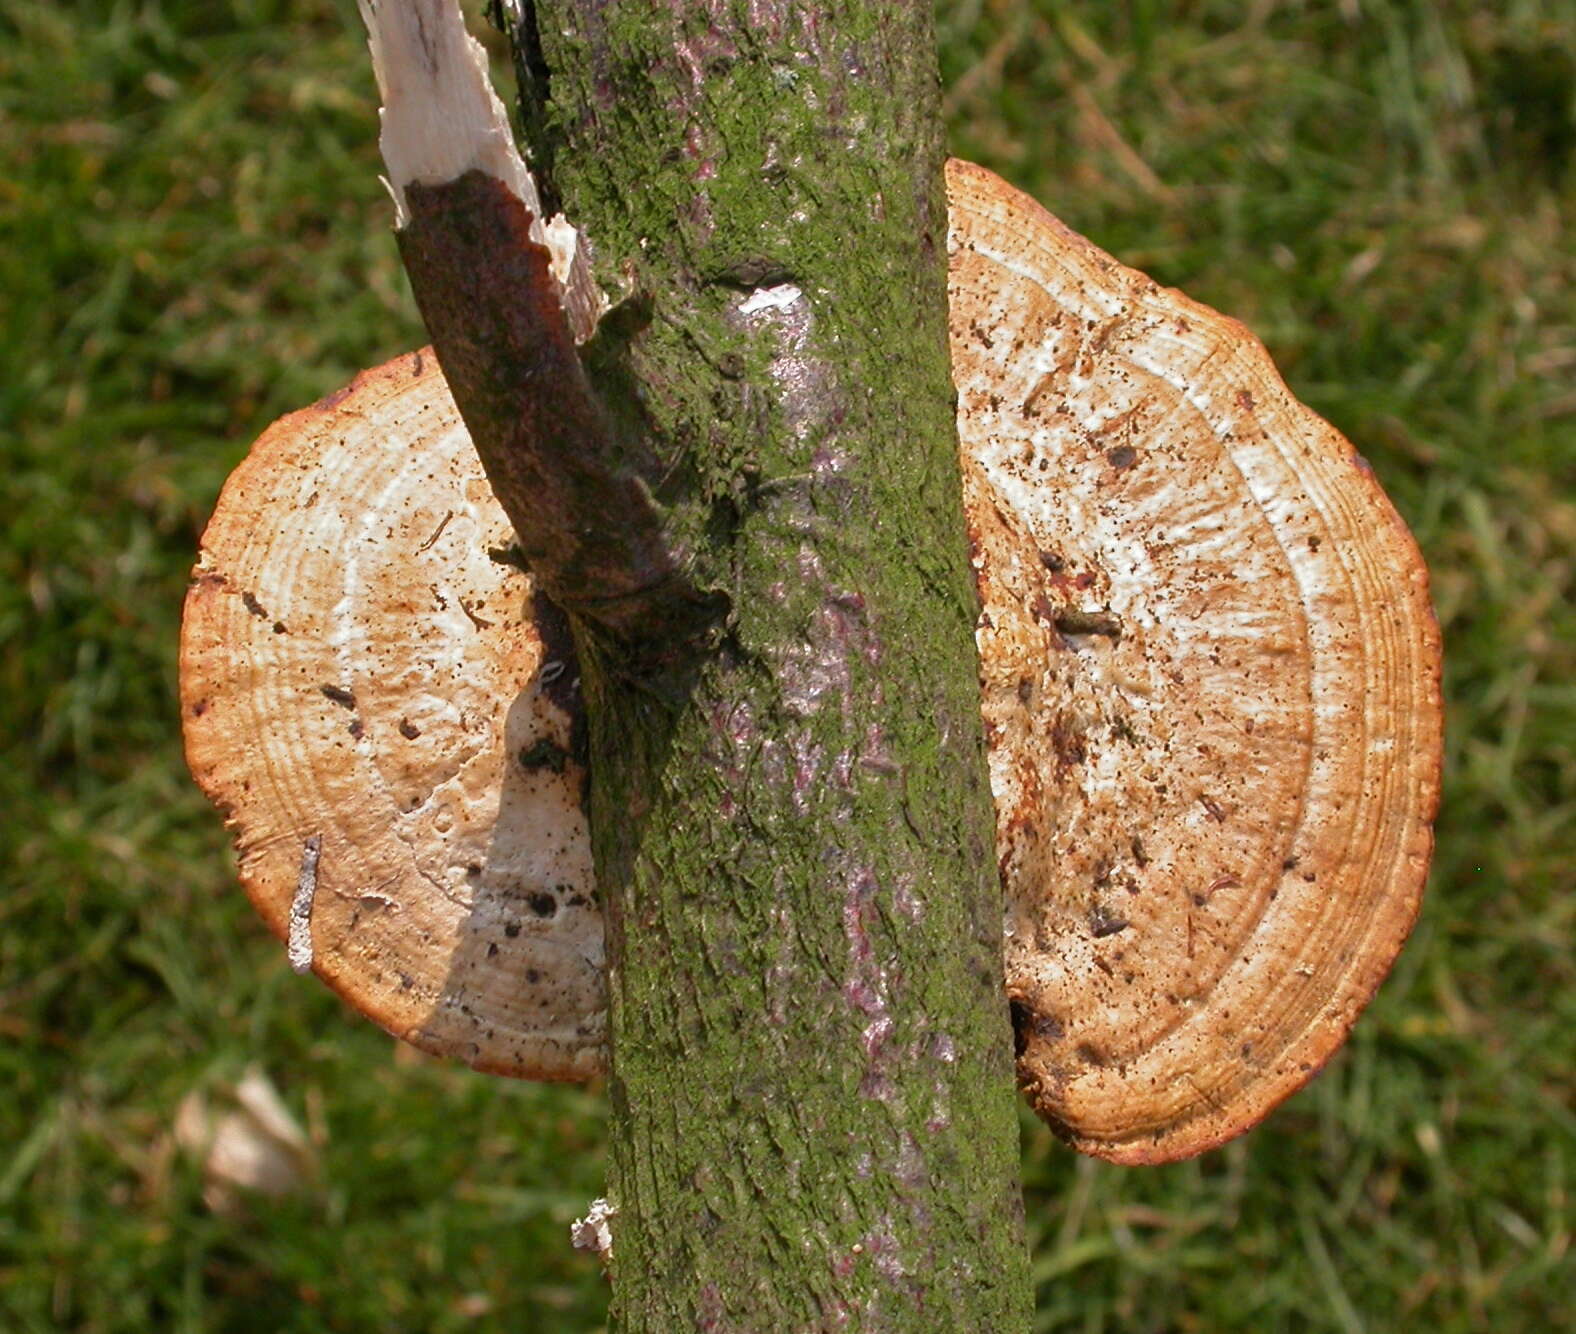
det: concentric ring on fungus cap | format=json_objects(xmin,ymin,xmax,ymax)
[{"xmin": 180, "ymin": 162, "xmax": 1441, "ymax": 1161}]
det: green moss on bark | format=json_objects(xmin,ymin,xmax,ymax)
[{"xmin": 503, "ymin": 2, "xmax": 1033, "ymax": 1326}]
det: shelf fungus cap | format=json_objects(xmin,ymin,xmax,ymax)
[
  {"xmin": 180, "ymin": 351, "xmax": 603, "ymax": 1080},
  {"xmin": 180, "ymin": 161, "xmax": 1441, "ymax": 1161},
  {"xmin": 947, "ymin": 160, "xmax": 1441, "ymax": 1161}
]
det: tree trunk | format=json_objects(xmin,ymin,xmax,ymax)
[{"xmin": 496, "ymin": 3, "xmax": 1033, "ymax": 1326}]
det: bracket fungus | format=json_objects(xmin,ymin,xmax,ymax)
[
  {"xmin": 182, "ymin": 351, "xmax": 602, "ymax": 1080},
  {"xmin": 181, "ymin": 161, "xmax": 1440, "ymax": 1163}
]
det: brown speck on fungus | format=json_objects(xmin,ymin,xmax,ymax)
[{"xmin": 180, "ymin": 161, "xmax": 1440, "ymax": 1163}]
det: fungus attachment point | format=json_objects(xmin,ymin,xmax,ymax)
[{"xmin": 181, "ymin": 163, "xmax": 1441, "ymax": 1161}]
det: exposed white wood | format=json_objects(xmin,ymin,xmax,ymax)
[{"xmin": 358, "ymin": 0, "xmax": 603, "ymax": 341}]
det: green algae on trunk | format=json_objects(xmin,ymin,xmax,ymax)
[{"xmin": 506, "ymin": 1, "xmax": 1033, "ymax": 1326}]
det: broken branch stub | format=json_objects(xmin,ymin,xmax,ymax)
[
  {"xmin": 180, "ymin": 162, "xmax": 1441, "ymax": 1162},
  {"xmin": 358, "ymin": 0, "xmax": 713, "ymax": 659}
]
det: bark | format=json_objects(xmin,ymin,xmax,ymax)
[
  {"xmin": 489, "ymin": 2, "xmax": 1034, "ymax": 1327},
  {"xmin": 397, "ymin": 171, "xmax": 720, "ymax": 661}
]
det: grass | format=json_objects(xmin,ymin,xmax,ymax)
[{"xmin": 1, "ymin": 0, "xmax": 1571, "ymax": 1329}]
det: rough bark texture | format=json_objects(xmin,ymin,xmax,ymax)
[{"xmin": 496, "ymin": 2, "xmax": 1033, "ymax": 1327}]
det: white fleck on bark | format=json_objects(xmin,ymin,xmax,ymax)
[{"xmin": 570, "ymin": 1196, "xmax": 616, "ymax": 1263}]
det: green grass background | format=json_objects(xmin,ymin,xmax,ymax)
[{"xmin": 2, "ymin": 0, "xmax": 1571, "ymax": 1328}]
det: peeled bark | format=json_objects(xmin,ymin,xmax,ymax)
[{"xmin": 494, "ymin": 2, "xmax": 1033, "ymax": 1327}]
